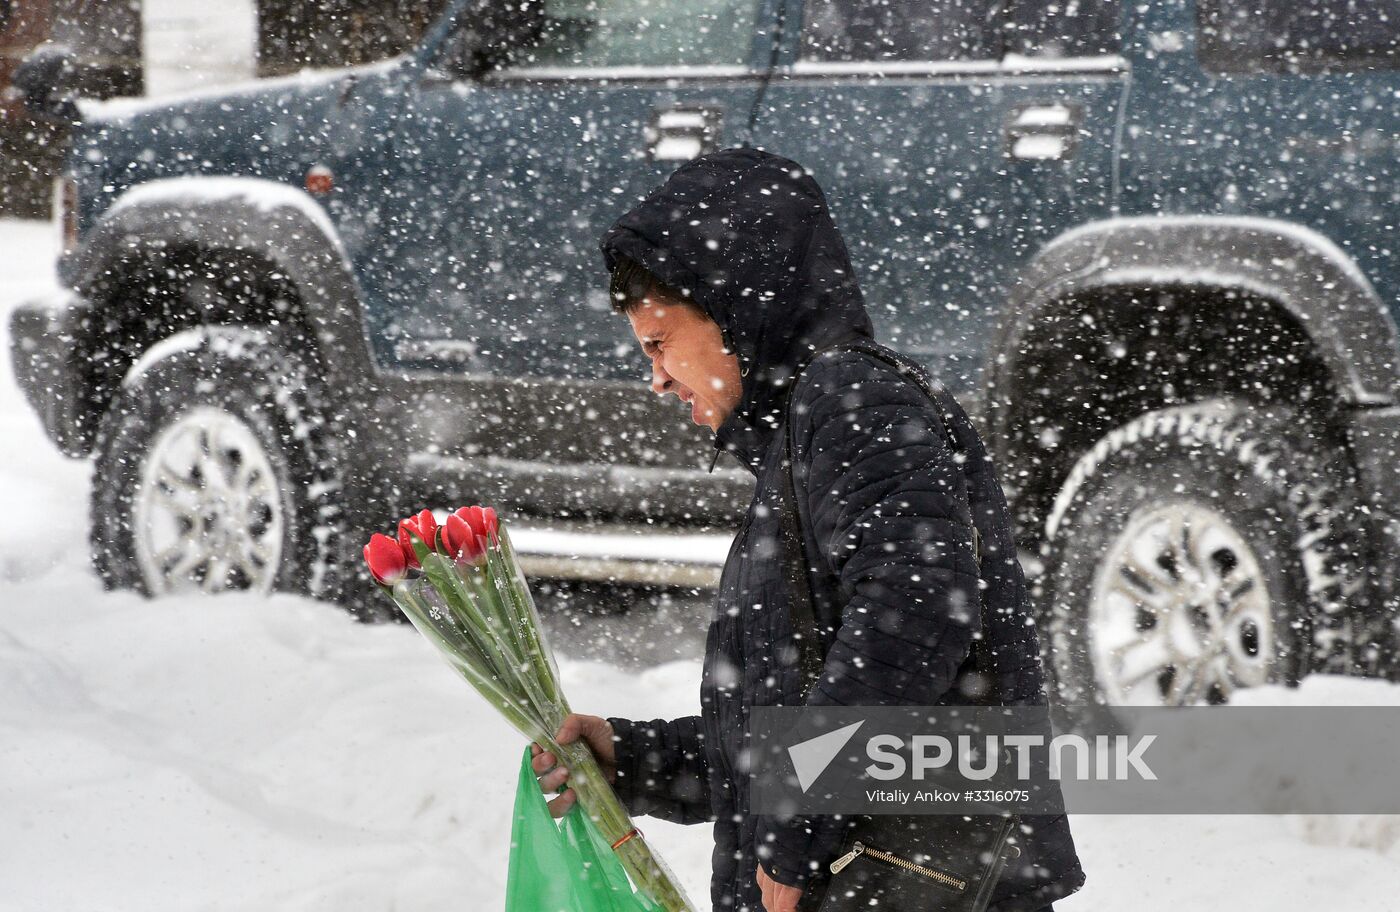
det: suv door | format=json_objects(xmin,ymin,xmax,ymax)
[
  {"xmin": 366, "ymin": 0, "xmax": 778, "ymax": 522},
  {"xmin": 752, "ymin": 0, "xmax": 1125, "ymax": 396},
  {"xmin": 431, "ymin": 0, "xmax": 776, "ymax": 383}
]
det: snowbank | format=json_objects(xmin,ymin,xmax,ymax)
[
  {"xmin": 0, "ymin": 220, "xmax": 89, "ymax": 583},
  {"xmin": 0, "ymin": 570, "xmax": 715, "ymax": 911}
]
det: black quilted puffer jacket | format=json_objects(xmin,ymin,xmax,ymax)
[{"xmin": 599, "ymin": 148, "xmax": 1085, "ymax": 912}]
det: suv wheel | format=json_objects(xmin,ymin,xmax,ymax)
[
  {"xmin": 91, "ymin": 326, "xmax": 367, "ymax": 609},
  {"xmin": 1040, "ymin": 398, "xmax": 1363, "ymax": 731},
  {"xmin": 132, "ymin": 404, "xmax": 286, "ymax": 594}
]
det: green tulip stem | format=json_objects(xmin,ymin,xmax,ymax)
[
  {"xmin": 391, "ymin": 579, "xmax": 542, "ymax": 739},
  {"xmin": 498, "ymin": 527, "xmax": 562, "ymax": 700}
]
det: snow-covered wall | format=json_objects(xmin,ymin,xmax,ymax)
[{"xmin": 141, "ymin": 0, "xmax": 258, "ymax": 98}]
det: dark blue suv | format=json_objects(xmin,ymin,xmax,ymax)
[{"xmin": 11, "ymin": 0, "xmax": 1400, "ymax": 724}]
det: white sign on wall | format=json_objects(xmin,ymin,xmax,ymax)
[{"xmin": 141, "ymin": 0, "xmax": 258, "ymax": 98}]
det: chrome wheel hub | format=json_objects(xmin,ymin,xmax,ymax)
[
  {"xmin": 134, "ymin": 407, "xmax": 283, "ymax": 595},
  {"xmin": 1089, "ymin": 500, "xmax": 1273, "ymax": 706}
]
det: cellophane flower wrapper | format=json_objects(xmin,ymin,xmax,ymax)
[{"xmin": 377, "ymin": 521, "xmax": 697, "ymax": 912}]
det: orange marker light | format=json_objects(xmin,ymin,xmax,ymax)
[{"xmin": 305, "ymin": 165, "xmax": 334, "ymax": 195}]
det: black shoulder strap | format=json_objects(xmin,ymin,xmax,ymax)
[{"xmin": 779, "ymin": 341, "xmax": 991, "ymax": 700}]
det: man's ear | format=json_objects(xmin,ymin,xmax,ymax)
[{"xmin": 718, "ymin": 324, "xmax": 749, "ymax": 378}]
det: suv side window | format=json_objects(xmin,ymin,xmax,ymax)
[
  {"xmin": 1004, "ymin": 0, "xmax": 1121, "ymax": 58},
  {"xmin": 1198, "ymin": 0, "xmax": 1400, "ymax": 74},
  {"xmin": 506, "ymin": 0, "xmax": 762, "ymax": 69},
  {"xmin": 261, "ymin": 0, "xmax": 450, "ymax": 73},
  {"xmin": 800, "ymin": 0, "xmax": 1001, "ymax": 62}
]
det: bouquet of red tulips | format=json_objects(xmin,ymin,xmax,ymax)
[{"xmin": 363, "ymin": 506, "xmax": 696, "ymax": 912}]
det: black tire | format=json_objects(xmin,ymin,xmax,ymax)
[
  {"xmin": 89, "ymin": 325, "xmax": 396, "ymax": 621},
  {"xmin": 1038, "ymin": 398, "xmax": 1364, "ymax": 733}
]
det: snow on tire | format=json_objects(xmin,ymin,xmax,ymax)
[
  {"xmin": 90, "ymin": 325, "xmax": 352, "ymax": 606},
  {"xmin": 1039, "ymin": 398, "xmax": 1364, "ymax": 733}
]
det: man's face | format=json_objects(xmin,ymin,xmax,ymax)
[{"xmin": 627, "ymin": 293, "xmax": 743, "ymax": 433}]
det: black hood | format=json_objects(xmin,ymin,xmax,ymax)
[{"xmin": 600, "ymin": 147, "xmax": 874, "ymax": 475}]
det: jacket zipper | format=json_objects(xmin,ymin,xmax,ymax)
[{"xmin": 828, "ymin": 841, "xmax": 967, "ymax": 892}]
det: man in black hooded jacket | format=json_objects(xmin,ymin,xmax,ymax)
[{"xmin": 528, "ymin": 148, "xmax": 1086, "ymax": 912}]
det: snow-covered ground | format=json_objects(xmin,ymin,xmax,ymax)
[{"xmin": 3, "ymin": 218, "xmax": 1399, "ymax": 910}]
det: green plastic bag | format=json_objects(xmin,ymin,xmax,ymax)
[{"xmin": 505, "ymin": 748, "xmax": 665, "ymax": 912}]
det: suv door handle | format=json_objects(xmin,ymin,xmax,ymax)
[
  {"xmin": 646, "ymin": 105, "xmax": 723, "ymax": 162},
  {"xmin": 1004, "ymin": 103, "xmax": 1082, "ymax": 161}
]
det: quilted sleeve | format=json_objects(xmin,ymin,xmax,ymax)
[{"xmin": 605, "ymin": 715, "xmax": 714, "ymax": 826}]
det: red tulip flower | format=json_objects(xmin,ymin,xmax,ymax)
[
  {"xmin": 456, "ymin": 505, "xmax": 498, "ymax": 543},
  {"xmin": 397, "ymin": 513, "xmax": 434, "ymax": 569},
  {"xmin": 363, "ymin": 533, "xmax": 408, "ymax": 585},
  {"xmin": 414, "ymin": 509, "xmax": 439, "ymax": 551},
  {"xmin": 442, "ymin": 512, "xmax": 487, "ymax": 564}
]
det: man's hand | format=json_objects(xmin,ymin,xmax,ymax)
[
  {"xmin": 529, "ymin": 713, "xmax": 617, "ymax": 818},
  {"xmin": 757, "ymin": 863, "xmax": 803, "ymax": 912}
]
